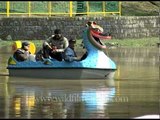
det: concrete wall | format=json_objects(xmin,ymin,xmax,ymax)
[{"xmin": 0, "ymin": 16, "xmax": 159, "ymax": 41}]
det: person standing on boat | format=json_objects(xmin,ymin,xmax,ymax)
[
  {"xmin": 13, "ymin": 41, "xmax": 35, "ymax": 62},
  {"xmin": 43, "ymin": 29, "xmax": 69, "ymax": 61},
  {"xmin": 63, "ymin": 39, "xmax": 82, "ymax": 62}
]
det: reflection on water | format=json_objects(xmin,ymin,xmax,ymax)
[
  {"xmin": 1, "ymin": 77, "xmax": 116, "ymax": 119},
  {"xmin": 108, "ymin": 47, "xmax": 159, "ymax": 66},
  {"xmin": 0, "ymin": 46, "xmax": 159, "ymax": 118}
]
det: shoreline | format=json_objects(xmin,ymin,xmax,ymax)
[{"xmin": 0, "ymin": 37, "xmax": 159, "ymax": 48}]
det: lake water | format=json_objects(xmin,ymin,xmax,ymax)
[{"xmin": 0, "ymin": 46, "xmax": 159, "ymax": 119}]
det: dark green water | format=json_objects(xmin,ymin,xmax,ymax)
[{"xmin": 0, "ymin": 46, "xmax": 159, "ymax": 119}]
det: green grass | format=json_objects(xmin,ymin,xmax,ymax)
[
  {"xmin": 121, "ymin": 2, "xmax": 159, "ymax": 16},
  {"xmin": 103, "ymin": 37, "xmax": 159, "ymax": 47},
  {"xmin": 0, "ymin": 37, "xmax": 159, "ymax": 49}
]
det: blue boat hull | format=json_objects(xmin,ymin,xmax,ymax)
[{"xmin": 8, "ymin": 67, "xmax": 116, "ymax": 79}]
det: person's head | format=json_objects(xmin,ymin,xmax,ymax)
[
  {"xmin": 22, "ymin": 41, "xmax": 30, "ymax": 51},
  {"xmin": 54, "ymin": 29, "xmax": 62, "ymax": 39},
  {"xmin": 69, "ymin": 39, "xmax": 76, "ymax": 49}
]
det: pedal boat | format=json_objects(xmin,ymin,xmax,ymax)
[{"xmin": 7, "ymin": 21, "xmax": 117, "ymax": 79}]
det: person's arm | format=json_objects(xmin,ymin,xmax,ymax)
[
  {"xmin": 43, "ymin": 41, "xmax": 52, "ymax": 50},
  {"xmin": 63, "ymin": 37, "xmax": 69, "ymax": 49},
  {"xmin": 53, "ymin": 37, "xmax": 69, "ymax": 52},
  {"xmin": 43, "ymin": 35, "xmax": 54, "ymax": 50}
]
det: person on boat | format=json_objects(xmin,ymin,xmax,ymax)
[
  {"xmin": 42, "ymin": 29, "xmax": 69, "ymax": 61},
  {"xmin": 35, "ymin": 41, "xmax": 53, "ymax": 61},
  {"xmin": 13, "ymin": 41, "xmax": 35, "ymax": 62},
  {"xmin": 63, "ymin": 38, "xmax": 87, "ymax": 62},
  {"xmin": 35, "ymin": 47, "xmax": 46, "ymax": 61}
]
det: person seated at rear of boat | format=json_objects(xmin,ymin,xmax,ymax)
[
  {"xmin": 42, "ymin": 29, "xmax": 69, "ymax": 61},
  {"xmin": 63, "ymin": 39, "xmax": 83, "ymax": 62},
  {"xmin": 13, "ymin": 41, "xmax": 35, "ymax": 62}
]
